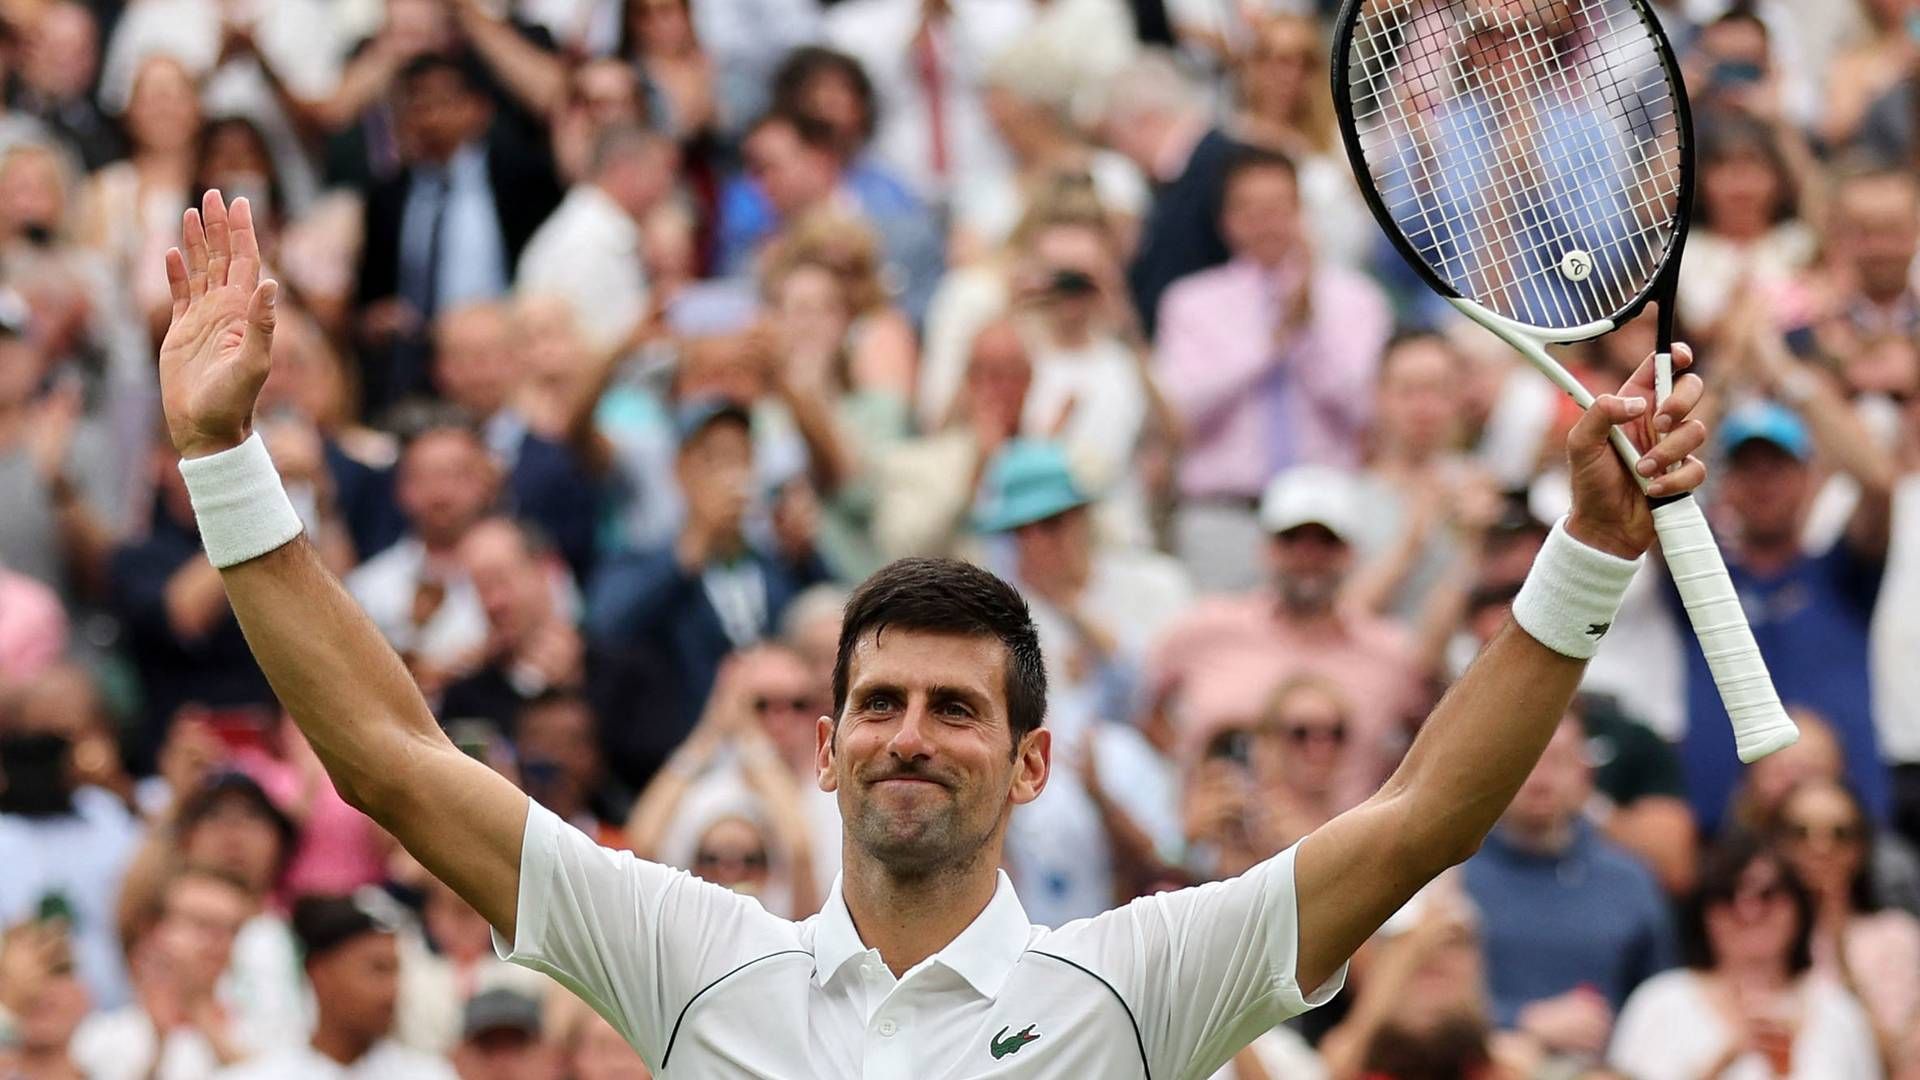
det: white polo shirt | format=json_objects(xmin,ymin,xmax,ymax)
[{"xmin": 494, "ymin": 800, "xmax": 1345, "ymax": 1078}]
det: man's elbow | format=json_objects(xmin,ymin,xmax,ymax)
[{"xmin": 330, "ymin": 732, "xmax": 449, "ymax": 821}]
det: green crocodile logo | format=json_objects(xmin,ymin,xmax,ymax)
[{"xmin": 990, "ymin": 1024, "xmax": 1042, "ymax": 1060}]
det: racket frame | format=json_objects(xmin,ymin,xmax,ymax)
[{"xmin": 1329, "ymin": 0, "xmax": 1798, "ymax": 761}]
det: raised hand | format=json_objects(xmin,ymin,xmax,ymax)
[
  {"xmin": 160, "ymin": 191, "xmax": 279, "ymax": 460},
  {"xmin": 1565, "ymin": 343, "xmax": 1708, "ymax": 559}
]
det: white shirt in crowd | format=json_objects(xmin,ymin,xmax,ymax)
[
  {"xmin": 1873, "ymin": 472, "xmax": 1920, "ymax": 764},
  {"xmin": 494, "ymin": 799, "xmax": 1345, "ymax": 1078},
  {"xmin": 517, "ymin": 183, "xmax": 648, "ymax": 353},
  {"xmin": 346, "ymin": 539, "xmax": 488, "ymax": 672},
  {"xmin": 71, "ymin": 1006, "xmax": 221, "ymax": 1080},
  {"xmin": 100, "ymin": 0, "xmax": 341, "ymax": 212},
  {"xmin": 1608, "ymin": 969, "xmax": 1881, "ymax": 1080},
  {"xmin": 213, "ymin": 1040, "xmax": 459, "ymax": 1080},
  {"xmin": 824, "ymin": 0, "xmax": 1028, "ymax": 205}
]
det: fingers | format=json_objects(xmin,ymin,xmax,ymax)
[
  {"xmin": 1621, "ymin": 341, "xmax": 1695, "ymax": 398},
  {"xmin": 1652, "ymin": 372, "xmax": 1704, "ymax": 435},
  {"xmin": 181, "ymin": 208, "xmax": 209, "ymax": 298},
  {"xmin": 1648, "ymin": 456, "xmax": 1705, "ymax": 499},
  {"xmin": 1636, "ymin": 416, "xmax": 1707, "ymax": 478},
  {"xmin": 165, "ymin": 248, "xmax": 190, "ymax": 320},
  {"xmin": 202, "ymin": 190, "xmax": 231, "ymax": 289},
  {"xmin": 247, "ymin": 279, "xmax": 279, "ymax": 339},
  {"xmin": 228, "ymin": 195, "xmax": 262, "ymax": 289},
  {"xmin": 1568, "ymin": 392, "xmax": 1646, "ymax": 456}
]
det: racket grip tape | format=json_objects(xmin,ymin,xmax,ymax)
[{"xmin": 1651, "ymin": 496, "xmax": 1799, "ymax": 762}]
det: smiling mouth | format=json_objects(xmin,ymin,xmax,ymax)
[{"xmin": 872, "ymin": 776, "xmax": 946, "ymax": 790}]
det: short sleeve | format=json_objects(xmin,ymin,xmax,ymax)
[
  {"xmin": 492, "ymin": 799, "xmax": 794, "ymax": 1067},
  {"xmin": 1044, "ymin": 845, "xmax": 1348, "ymax": 1080}
]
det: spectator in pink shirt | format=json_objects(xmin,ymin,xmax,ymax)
[
  {"xmin": 1143, "ymin": 464, "xmax": 1429, "ymax": 811},
  {"xmin": 0, "ymin": 564, "xmax": 68, "ymax": 683},
  {"xmin": 1152, "ymin": 147, "xmax": 1391, "ymax": 591}
]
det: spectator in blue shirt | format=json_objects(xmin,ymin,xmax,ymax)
[
  {"xmin": 1462, "ymin": 715, "xmax": 1677, "ymax": 1062},
  {"xmin": 1676, "ymin": 399, "xmax": 1893, "ymax": 833}
]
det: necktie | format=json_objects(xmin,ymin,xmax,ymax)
[
  {"xmin": 912, "ymin": 21, "xmax": 949, "ymax": 187},
  {"xmin": 409, "ymin": 170, "xmax": 451, "ymax": 321}
]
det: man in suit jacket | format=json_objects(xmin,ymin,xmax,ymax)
[
  {"xmin": 1103, "ymin": 51, "xmax": 1249, "ymax": 337},
  {"xmin": 585, "ymin": 401, "xmax": 831, "ymax": 746},
  {"xmin": 357, "ymin": 53, "xmax": 562, "ymax": 416}
]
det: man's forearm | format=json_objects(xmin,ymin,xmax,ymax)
[
  {"xmin": 218, "ymin": 538, "xmax": 447, "ymax": 810},
  {"xmin": 1382, "ymin": 622, "xmax": 1585, "ymax": 873}
]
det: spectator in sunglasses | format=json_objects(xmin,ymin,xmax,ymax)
[
  {"xmin": 1772, "ymin": 778, "xmax": 1920, "ymax": 1076},
  {"xmin": 1610, "ymin": 837, "xmax": 1879, "ymax": 1080},
  {"xmin": 1254, "ymin": 674, "xmax": 1353, "ymax": 851},
  {"xmin": 624, "ymin": 653, "xmax": 821, "ymax": 917}
]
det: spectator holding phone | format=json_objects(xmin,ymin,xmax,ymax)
[
  {"xmin": 0, "ymin": 917, "xmax": 90, "ymax": 1080},
  {"xmin": 1610, "ymin": 837, "xmax": 1880, "ymax": 1080}
]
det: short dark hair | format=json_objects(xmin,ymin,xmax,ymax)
[
  {"xmin": 772, "ymin": 46, "xmax": 878, "ymax": 143},
  {"xmin": 1680, "ymin": 834, "xmax": 1815, "ymax": 974},
  {"xmin": 398, "ymin": 53, "xmax": 485, "ymax": 100},
  {"xmin": 832, "ymin": 559, "xmax": 1047, "ymax": 751},
  {"xmin": 747, "ymin": 107, "xmax": 839, "ymax": 156},
  {"xmin": 1222, "ymin": 145, "xmax": 1299, "ymax": 196}
]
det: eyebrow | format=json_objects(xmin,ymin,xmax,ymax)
[{"xmin": 852, "ymin": 680, "xmax": 992, "ymax": 711}]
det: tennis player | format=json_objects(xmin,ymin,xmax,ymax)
[{"xmin": 160, "ymin": 192, "xmax": 1710, "ymax": 1078}]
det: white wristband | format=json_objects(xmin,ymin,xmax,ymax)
[
  {"xmin": 1511, "ymin": 516, "xmax": 1640, "ymax": 660},
  {"xmin": 177, "ymin": 432, "xmax": 305, "ymax": 569}
]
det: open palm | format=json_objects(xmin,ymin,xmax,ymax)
[{"xmin": 159, "ymin": 191, "xmax": 278, "ymax": 459}]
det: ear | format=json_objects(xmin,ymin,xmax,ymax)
[
  {"xmin": 815, "ymin": 714, "xmax": 837, "ymax": 793},
  {"xmin": 1008, "ymin": 728, "xmax": 1050, "ymax": 807}
]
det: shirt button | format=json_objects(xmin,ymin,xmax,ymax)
[{"xmin": 877, "ymin": 1019, "xmax": 898, "ymax": 1038}]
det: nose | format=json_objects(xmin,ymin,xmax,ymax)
[{"xmin": 884, "ymin": 701, "xmax": 937, "ymax": 764}]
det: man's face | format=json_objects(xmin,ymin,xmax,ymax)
[
  {"xmin": 745, "ymin": 123, "xmax": 834, "ymax": 216},
  {"xmin": 434, "ymin": 307, "xmax": 521, "ymax": 418},
  {"xmin": 803, "ymin": 70, "xmax": 869, "ymax": 156},
  {"xmin": 397, "ymin": 430, "xmax": 497, "ymax": 549},
  {"xmin": 310, "ymin": 934, "xmax": 401, "ymax": 1042},
  {"xmin": 181, "ymin": 799, "xmax": 283, "ymax": 896},
  {"xmin": 401, "ymin": 68, "xmax": 489, "ymax": 164},
  {"xmin": 154, "ymin": 877, "xmax": 250, "ymax": 994},
  {"xmin": 963, "ymin": 326, "xmax": 1032, "ymax": 428},
  {"xmin": 737, "ymin": 646, "xmax": 824, "ymax": 770},
  {"xmin": 25, "ymin": 4, "xmax": 98, "ymax": 100},
  {"xmin": 1377, "ymin": 339, "xmax": 1459, "ymax": 454},
  {"xmin": 516, "ymin": 699, "xmax": 600, "ymax": 806},
  {"xmin": 1260, "ymin": 684, "xmax": 1348, "ymax": 798},
  {"xmin": 1013, "ymin": 506, "xmax": 1093, "ymax": 595},
  {"xmin": 1833, "ymin": 177, "xmax": 1920, "ymax": 303},
  {"xmin": 676, "ymin": 419, "xmax": 754, "ymax": 530},
  {"xmin": 1720, "ymin": 441, "xmax": 1809, "ymax": 548},
  {"xmin": 818, "ymin": 630, "xmax": 1048, "ymax": 880},
  {"xmin": 1504, "ymin": 716, "xmax": 1591, "ymax": 835},
  {"xmin": 1221, "ymin": 166, "xmax": 1302, "ymax": 267},
  {"xmin": 459, "ymin": 521, "xmax": 545, "ymax": 641},
  {"xmin": 604, "ymin": 141, "xmax": 679, "ymax": 220},
  {"xmin": 1268, "ymin": 525, "xmax": 1351, "ymax": 616}
]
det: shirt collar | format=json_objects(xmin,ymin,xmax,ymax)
[{"xmin": 811, "ymin": 870, "xmax": 1033, "ymax": 999}]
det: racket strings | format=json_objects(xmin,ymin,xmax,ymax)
[{"xmin": 1345, "ymin": 0, "xmax": 1683, "ymax": 330}]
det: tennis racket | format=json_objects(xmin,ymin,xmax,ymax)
[{"xmin": 1330, "ymin": 0, "xmax": 1797, "ymax": 761}]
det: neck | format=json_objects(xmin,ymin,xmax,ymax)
[
  {"xmin": 839, "ymin": 843, "xmax": 1001, "ymax": 978},
  {"xmin": 1500, "ymin": 816, "xmax": 1577, "ymax": 856},
  {"xmin": 1736, "ymin": 532, "xmax": 1799, "ymax": 575},
  {"xmin": 15, "ymin": 1044, "xmax": 77, "ymax": 1075},
  {"xmin": 1716, "ymin": 955, "xmax": 1790, "ymax": 990},
  {"xmin": 311, "ymin": 1020, "xmax": 377, "ymax": 1066}
]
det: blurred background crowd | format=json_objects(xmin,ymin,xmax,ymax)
[{"xmin": 0, "ymin": 0, "xmax": 1916, "ymax": 1076}]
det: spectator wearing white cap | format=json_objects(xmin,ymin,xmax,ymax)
[{"xmin": 1144, "ymin": 463, "xmax": 1429, "ymax": 808}]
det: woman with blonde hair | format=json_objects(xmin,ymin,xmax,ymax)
[
  {"xmin": 77, "ymin": 54, "xmax": 202, "ymax": 344},
  {"xmin": 1230, "ymin": 13, "xmax": 1372, "ymax": 268}
]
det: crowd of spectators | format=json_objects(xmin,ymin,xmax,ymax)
[{"xmin": 0, "ymin": 0, "xmax": 1918, "ymax": 1076}]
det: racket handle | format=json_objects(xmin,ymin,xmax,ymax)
[
  {"xmin": 1651, "ymin": 496, "xmax": 1798, "ymax": 762},
  {"xmin": 1654, "ymin": 351, "xmax": 1673, "ymax": 408}
]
